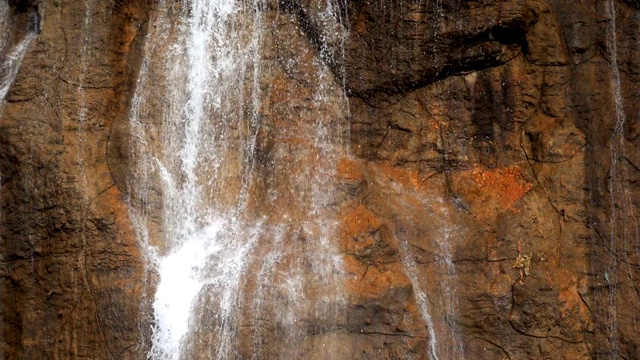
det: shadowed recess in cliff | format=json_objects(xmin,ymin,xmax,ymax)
[{"xmin": 125, "ymin": 0, "xmax": 352, "ymax": 359}]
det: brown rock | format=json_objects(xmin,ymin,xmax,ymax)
[{"xmin": 1, "ymin": 0, "xmax": 639, "ymax": 359}]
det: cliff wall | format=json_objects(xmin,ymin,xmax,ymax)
[{"xmin": 0, "ymin": 0, "xmax": 638, "ymax": 359}]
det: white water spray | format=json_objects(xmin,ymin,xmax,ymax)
[{"xmin": 143, "ymin": 1, "xmax": 266, "ymax": 358}]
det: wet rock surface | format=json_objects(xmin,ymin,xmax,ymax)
[
  {"xmin": 0, "ymin": 0, "xmax": 149, "ymax": 358},
  {"xmin": 0, "ymin": 0, "xmax": 638, "ymax": 359}
]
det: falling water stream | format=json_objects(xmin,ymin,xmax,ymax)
[
  {"xmin": 391, "ymin": 187, "xmax": 464, "ymax": 360},
  {"xmin": 136, "ymin": 1, "xmax": 267, "ymax": 358},
  {"xmin": 603, "ymin": 0, "xmax": 636, "ymax": 357},
  {"xmin": 127, "ymin": 0, "xmax": 350, "ymax": 359},
  {"xmin": 0, "ymin": 2, "xmax": 37, "ymax": 102},
  {"xmin": 397, "ymin": 234, "xmax": 440, "ymax": 360}
]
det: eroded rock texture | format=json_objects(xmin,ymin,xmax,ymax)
[
  {"xmin": 342, "ymin": 0, "xmax": 640, "ymax": 358},
  {"xmin": 0, "ymin": 0, "xmax": 638, "ymax": 359},
  {"xmin": 0, "ymin": 0, "xmax": 149, "ymax": 358}
]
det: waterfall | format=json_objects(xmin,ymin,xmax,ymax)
[
  {"xmin": 127, "ymin": 0, "xmax": 349, "ymax": 359},
  {"xmin": 144, "ymin": 1, "xmax": 267, "ymax": 358}
]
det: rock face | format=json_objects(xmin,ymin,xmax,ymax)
[
  {"xmin": 0, "ymin": 0, "xmax": 639, "ymax": 359},
  {"xmin": 0, "ymin": 0, "xmax": 149, "ymax": 358}
]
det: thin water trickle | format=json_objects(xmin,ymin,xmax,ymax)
[
  {"xmin": 433, "ymin": 219, "xmax": 463, "ymax": 358},
  {"xmin": 390, "ymin": 183, "xmax": 463, "ymax": 360},
  {"xmin": 76, "ymin": 0, "xmax": 93, "ymax": 196},
  {"xmin": 397, "ymin": 233, "xmax": 440, "ymax": 360},
  {"xmin": 603, "ymin": 0, "xmax": 631, "ymax": 356}
]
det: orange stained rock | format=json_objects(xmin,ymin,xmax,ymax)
[
  {"xmin": 336, "ymin": 157, "xmax": 364, "ymax": 182},
  {"xmin": 343, "ymin": 257, "xmax": 412, "ymax": 302},
  {"xmin": 470, "ymin": 165, "xmax": 532, "ymax": 212},
  {"xmin": 339, "ymin": 205, "xmax": 384, "ymax": 255},
  {"xmin": 375, "ymin": 163, "xmax": 422, "ymax": 189}
]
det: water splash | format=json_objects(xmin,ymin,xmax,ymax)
[
  {"xmin": 150, "ymin": 222, "xmax": 224, "ymax": 358},
  {"xmin": 149, "ymin": 219, "xmax": 263, "ymax": 359}
]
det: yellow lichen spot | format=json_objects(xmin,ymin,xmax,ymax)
[{"xmin": 513, "ymin": 253, "xmax": 532, "ymax": 275}]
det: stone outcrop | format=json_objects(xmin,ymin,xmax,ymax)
[{"xmin": 0, "ymin": 0, "xmax": 638, "ymax": 359}]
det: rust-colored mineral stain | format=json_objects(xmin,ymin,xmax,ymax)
[
  {"xmin": 336, "ymin": 157, "xmax": 364, "ymax": 182},
  {"xmin": 470, "ymin": 165, "xmax": 532, "ymax": 212}
]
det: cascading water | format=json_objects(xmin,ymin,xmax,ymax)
[
  {"xmin": 127, "ymin": 0, "xmax": 349, "ymax": 359},
  {"xmin": 396, "ymin": 233, "xmax": 440, "ymax": 360},
  {"xmin": 1, "ymin": 0, "xmax": 639, "ymax": 357},
  {"xmin": 137, "ymin": 1, "xmax": 267, "ymax": 358}
]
